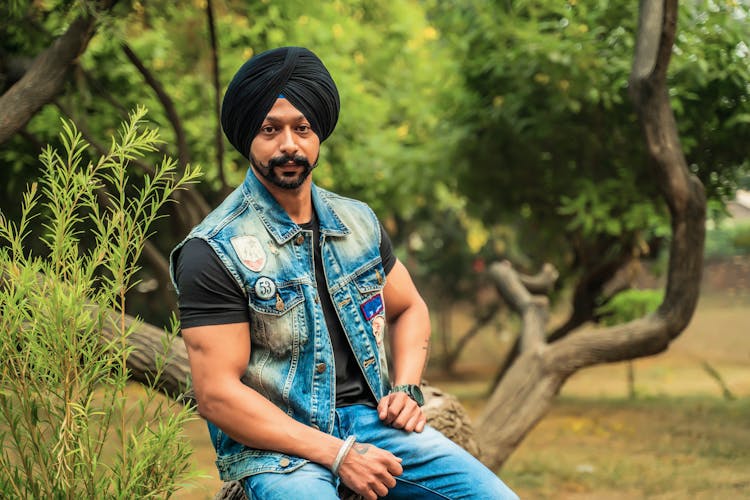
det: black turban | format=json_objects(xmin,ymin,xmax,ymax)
[{"xmin": 221, "ymin": 46, "xmax": 340, "ymax": 159}]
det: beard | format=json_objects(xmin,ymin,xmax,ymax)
[{"xmin": 250, "ymin": 153, "xmax": 317, "ymax": 190}]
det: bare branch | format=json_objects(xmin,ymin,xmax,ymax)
[
  {"xmin": 487, "ymin": 261, "xmax": 551, "ymax": 351},
  {"xmin": 518, "ymin": 263, "xmax": 558, "ymax": 295},
  {"xmin": 206, "ymin": 0, "xmax": 228, "ymax": 194},
  {"xmin": 0, "ymin": 16, "xmax": 97, "ymax": 144},
  {"xmin": 121, "ymin": 43, "xmax": 192, "ymax": 171}
]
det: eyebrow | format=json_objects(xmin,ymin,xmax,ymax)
[{"xmin": 263, "ymin": 114, "xmax": 309, "ymax": 124}]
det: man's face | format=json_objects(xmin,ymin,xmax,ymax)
[{"xmin": 249, "ymin": 98, "xmax": 321, "ymax": 191}]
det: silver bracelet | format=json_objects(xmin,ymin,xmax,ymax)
[{"xmin": 331, "ymin": 435, "xmax": 356, "ymax": 476}]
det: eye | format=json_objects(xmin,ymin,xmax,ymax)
[
  {"xmin": 260, "ymin": 125, "xmax": 276, "ymax": 134},
  {"xmin": 296, "ymin": 124, "xmax": 310, "ymax": 133}
]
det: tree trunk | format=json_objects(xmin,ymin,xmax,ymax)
[{"xmin": 475, "ymin": 0, "xmax": 706, "ymax": 470}]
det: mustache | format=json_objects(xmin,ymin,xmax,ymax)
[{"xmin": 267, "ymin": 154, "xmax": 312, "ymax": 169}]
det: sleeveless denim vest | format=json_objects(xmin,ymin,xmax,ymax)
[{"xmin": 170, "ymin": 170, "xmax": 390, "ymax": 481}]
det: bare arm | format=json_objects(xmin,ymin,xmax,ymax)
[
  {"xmin": 378, "ymin": 259, "xmax": 431, "ymax": 432},
  {"xmin": 182, "ymin": 322, "xmax": 402, "ymax": 499}
]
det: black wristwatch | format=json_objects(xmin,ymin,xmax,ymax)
[{"xmin": 391, "ymin": 384, "xmax": 424, "ymax": 407}]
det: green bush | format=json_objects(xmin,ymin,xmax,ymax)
[
  {"xmin": 705, "ymin": 221, "xmax": 750, "ymax": 258},
  {"xmin": 0, "ymin": 109, "xmax": 201, "ymax": 498}
]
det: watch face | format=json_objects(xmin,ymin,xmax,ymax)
[
  {"xmin": 410, "ymin": 385, "xmax": 425, "ymax": 406},
  {"xmin": 394, "ymin": 384, "xmax": 424, "ymax": 406}
]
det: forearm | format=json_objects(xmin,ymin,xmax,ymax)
[
  {"xmin": 388, "ymin": 297, "xmax": 430, "ymax": 386},
  {"xmin": 198, "ymin": 380, "xmax": 342, "ymax": 467}
]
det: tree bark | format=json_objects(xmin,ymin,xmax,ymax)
[
  {"xmin": 475, "ymin": 0, "xmax": 706, "ymax": 470},
  {"xmin": 0, "ymin": 16, "xmax": 97, "ymax": 144}
]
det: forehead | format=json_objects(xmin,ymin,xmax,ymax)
[{"xmin": 263, "ymin": 98, "xmax": 308, "ymax": 122}]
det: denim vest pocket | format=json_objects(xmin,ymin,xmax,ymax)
[
  {"xmin": 352, "ymin": 258, "xmax": 386, "ymax": 296},
  {"xmin": 247, "ymin": 281, "xmax": 307, "ymax": 358}
]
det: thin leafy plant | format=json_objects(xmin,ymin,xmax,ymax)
[{"xmin": 0, "ymin": 107, "xmax": 202, "ymax": 498}]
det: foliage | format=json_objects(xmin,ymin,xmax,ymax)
[
  {"xmin": 428, "ymin": 0, "xmax": 750, "ymax": 278},
  {"xmin": 705, "ymin": 221, "xmax": 750, "ymax": 258},
  {"xmin": 596, "ymin": 289, "xmax": 663, "ymax": 326},
  {"xmin": 2, "ymin": 0, "xmax": 749, "ymax": 331},
  {"xmin": 1, "ymin": 0, "xmax": 476, "ymax": 322},
  {"xmin": 0, "ymin": 109, "xmax": 201, "ymax": 498}
]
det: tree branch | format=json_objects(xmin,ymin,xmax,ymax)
[
  {"xmin": 0, "ymin": 16, "xmax": 97, "ymax": 144},
  {"xmin": 205, "ymin": 0, "xmax": 228, "ymax": 195},
  {"xmin": 121, "ymin": 43, "xmax": 192, "ymax": 171},
  {"xmin": 120, "ymin": 43, "xmax": 212, "ymax": 227}
]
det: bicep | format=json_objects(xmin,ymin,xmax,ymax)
[
  {"xmin": 182, "ymin": 322, "xmax": 251, "ymax": 396},
  {"xmin": 383, "ymin": 259, "xmax": 424, "ymax": 321}
]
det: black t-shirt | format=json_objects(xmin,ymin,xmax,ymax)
[{"xmin": 174, "ymin": 211, "xmax": 396, "ymax": 407}]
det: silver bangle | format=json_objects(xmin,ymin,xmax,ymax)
[{"xmin": 331, "ymin": 435, "xmax": 356, "ymax": 476}]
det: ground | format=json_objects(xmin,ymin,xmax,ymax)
[{"xmin": 173, "ymin": 261, "xmax": 750, "ymax": 499}]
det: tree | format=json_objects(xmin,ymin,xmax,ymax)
[{"xmin": 428, "ymin": 0, "xmax": 749, "ymax": 338}]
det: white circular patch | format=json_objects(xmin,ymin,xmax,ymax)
[{"xmin": 254, "ymin": 276, "xmax": 276, "ymax": 299}]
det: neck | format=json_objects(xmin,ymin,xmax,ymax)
[{"xmin": 251, "ymin": 168, "xmax": 313, "ymax": 224}]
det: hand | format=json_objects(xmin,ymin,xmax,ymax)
[
  {"xmin": 337, "ymin": 441, "xmax": 403, "ymax": 500},
  {"xmin": 377, "ymin": 392, "xmax": 427, "ymax": 433}
]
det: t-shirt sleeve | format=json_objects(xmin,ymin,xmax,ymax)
[
  {"xmin": 379, "ymin": 222, "xmax": 397, "ymax": 275},
  {"xmin": 174, "ymin": 238, "xmax": 250, "ymax": 329}
]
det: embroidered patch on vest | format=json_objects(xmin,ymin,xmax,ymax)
[
  {"xmin": 371, "ymin": 314, "xmax": 385, "ymax": 345},
  {"xmin": 230, "ymin": 235, "xmax": 267, "ymax": 272},
  {"xmin": 361, "ymin": 293, "xmax": 384, "ymax": 321}
]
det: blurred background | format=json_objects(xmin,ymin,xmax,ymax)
[{"xmin": 1, "ymin": 0, "xmax": 748, "ymax": 498}]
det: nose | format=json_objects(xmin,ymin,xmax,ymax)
[{"xmin": 279, "ymin": 127, "xmax": 298, "ymax": 156}]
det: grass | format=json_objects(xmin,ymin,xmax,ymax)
[{"xmin": 503, "ymin": 397, "xmax": 750, "ymax": 499}]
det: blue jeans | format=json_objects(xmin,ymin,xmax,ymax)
[{"xmin": 243, "ymin": 404, "xmax": 518, "ymax": 499}]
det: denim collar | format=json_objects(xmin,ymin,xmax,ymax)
[{"xmin": 241, "ymin": 168, "xmax": 350, "ymax": 245}]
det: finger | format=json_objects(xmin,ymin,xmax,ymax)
[
  {"xmin": 378, "ymin": 396, "xmax": 391, "ymax": 420},
  {"xmin": 391, "ymin": 405, "xmax": 415, "ymax": 429},
  {"xmin": 373, "ymin": 481, "xmax": 389, "ymax": 497},
  {"xmin": 403, "ymin": 411, "xmax": 422, "ymax": 432},
  {"xmin": 384, "ymin": 474, "xmax": 397, "ymax": 489},
  {"xmin": 385, "ymin": 395, "xmax": 406, "ymax": 424},
  {"xmin": 415, "ymin": 414, "xmax": 427, "ymax": 433},
  {"xmin": 388, "ymin": 457, "xmax": 404, "ymax": 476},
  {"xmin": 392, "ymin": 398, "xmax": 419, "ymax": 428}
]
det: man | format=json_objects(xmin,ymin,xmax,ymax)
[{"xmin": 171, "ymin": 46, "xmax": 518, "ymax": 500}]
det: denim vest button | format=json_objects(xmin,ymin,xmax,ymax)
[
  {"xmin": 279, "ymin": 457, "xmax": 290, "ymax": 467},
  {"xmin": 294, "ymin": 234, "xmax": 305, "ymax": 245},
  {"xmin": 316, "ymin": 362, "xmax": 326, "ymax": 373}
]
